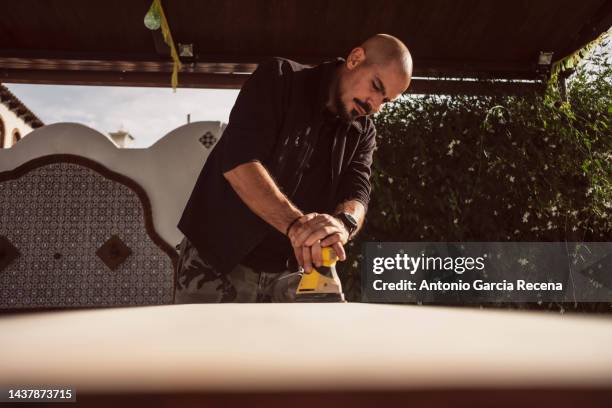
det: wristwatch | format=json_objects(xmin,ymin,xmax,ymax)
[{"xmin": 334, "ymin": 212, "xmax": 358, "ymax": 237}]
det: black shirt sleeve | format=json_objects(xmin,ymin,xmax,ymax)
[
  {"xmin": 334, "ymin": 122, "xmax": 377, "ymax": 210},
  {"xmin": 220, "ymin": 58, "xmax": 287, "ymax": 173}
]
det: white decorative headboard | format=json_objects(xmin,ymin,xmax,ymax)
[{"xmin": 0, "ymin": 122, "xmax": 224, "ymax": 309}]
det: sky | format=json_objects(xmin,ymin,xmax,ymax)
[{"xmin": 6, "ymin": 84, "xmax": 240, "ymax": 148}]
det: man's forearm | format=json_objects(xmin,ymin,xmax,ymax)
[
  {"xmin": 334, "ymin": 199, "xmax": 366, "ymax": 239},
  {"xmin": 223, "ymin": 161, "xmax": 302, "ymax": 234}
]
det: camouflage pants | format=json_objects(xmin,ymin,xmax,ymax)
[{"xmin": 174, "ymin": 237, "xmax": 303, "ymax": 303}]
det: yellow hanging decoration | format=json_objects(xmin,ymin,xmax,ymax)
[{"xmin": 145, "ymin": 0, "xmax": 182, "ymax": 91}]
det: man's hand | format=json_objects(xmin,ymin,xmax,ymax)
[
  {"xmin": 288, "ymin": 213, "xmax": 348, "ymax": 273},
  {"xmin": 286, "ymin": 213, "xmax": 319, "ymax": 273}
]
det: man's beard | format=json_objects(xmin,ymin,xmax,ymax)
[
  {"xmin": 332, "ymin": 84, "xmax": 371, "ymax": 123},
  {"xmin": 333, "ymin": 83, "xmax": 357, "ymax": 124}
]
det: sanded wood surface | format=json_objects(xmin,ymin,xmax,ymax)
[{"xmin": 1, "ymin": 303, "xmax": 611, "ymax": 394}]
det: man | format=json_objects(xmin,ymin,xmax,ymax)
[{"xmin": 176, "ymin": 33, "xmax": 412, "ymax": 303}]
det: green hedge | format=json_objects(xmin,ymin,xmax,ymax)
[{"xmin": 340, "ymin": 45, "xmax": 611, "ymax": 307}]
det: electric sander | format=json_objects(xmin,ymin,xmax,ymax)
[{"xmin": 295, "ymin": 246, "xmax": 346, "ymax": 302}]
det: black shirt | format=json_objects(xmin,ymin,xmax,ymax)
[
  {"xmin": 241, "ymin": 108, "xmax": 340, "ymax": 272},
  {"xmin": 178, "ymin": 57, "xmax": 377, "ymax": 275}
]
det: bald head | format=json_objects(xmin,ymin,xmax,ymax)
[
  {"xmin": 329, "ymin": 33, "xmax": 413, "ymax": 122},
  {"xmin": 361, "ymin": 34, "xmax": 413, "ymax": 80}
]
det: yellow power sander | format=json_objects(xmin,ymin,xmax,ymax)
[{"xmin": 295, "ymin": 247, "xmax": 346, "ymax": 302}]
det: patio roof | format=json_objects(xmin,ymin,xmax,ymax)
[
  {"xmin": 0, "ymin": 84, "xmax": 44, "ymax": 128},
  {"xmin": 0, "ymin": 0, "xmax": 610, "ymax": 94}
]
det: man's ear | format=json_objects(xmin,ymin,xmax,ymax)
[{"xmin": 346, "ymin": 47, "xmax": 366, "ymax": 70}]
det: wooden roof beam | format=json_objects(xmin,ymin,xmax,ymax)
[
  {"xmin": 1, "ymin": 67, "xmax": 545, "ymax": 95},
  {"xmin": 1, "ymin": 68, "xmax": 249, "ymax": 89}
]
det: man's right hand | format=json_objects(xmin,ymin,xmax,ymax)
[{"xmin": 287, "ymin": 213, "xmax": 346, "ymax": 273}]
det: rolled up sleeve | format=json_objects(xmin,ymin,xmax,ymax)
[
  {"xmin": 335, "ymin": 124, "xmax": 377, "ymax": 210},
  {"xmin": 220, "ymin": 58, "xmax": 286, "ymax": 173}
]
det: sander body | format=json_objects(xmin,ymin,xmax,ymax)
[{"xmin": 295, "ymin": 247, "xmax": 346, "ymax": 302}]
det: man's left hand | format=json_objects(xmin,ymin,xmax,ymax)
[{"xmin": 289, "ymin": 213, "xmax": 349, "ymax": 271}]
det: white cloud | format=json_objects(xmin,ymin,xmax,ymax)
[{"xmin": 6, "ymin": 84, "xmax": 239, "ymax": 147}]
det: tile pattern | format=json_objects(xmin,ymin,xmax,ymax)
[
  {"xmin": 198, "ymin": 131, "xmax": 217, "ymax": 149},
  {"xmin": 0, "ymin": 162, "xmax": 175, "ymax": 309}
]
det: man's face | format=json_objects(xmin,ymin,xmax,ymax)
[{"xmin": 333, "ymin": 53, "xmax": 409, "ymax": 123}]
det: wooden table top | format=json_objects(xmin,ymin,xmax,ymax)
[{"xmin": 1, "ymin": 304, "xmax": 611, "ymax": 394}]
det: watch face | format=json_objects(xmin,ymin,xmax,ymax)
[
  {"xmin": 343, "ymin": 212, "xmax": 358, "ymax": 228},
  {"xmin": 338, "ymin": 212, "xmax": 358, "ymax": 236}
]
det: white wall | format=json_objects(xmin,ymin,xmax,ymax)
[{"xmin": 0, "ymin": 103, "xmax": 34, "ymax": 148}]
